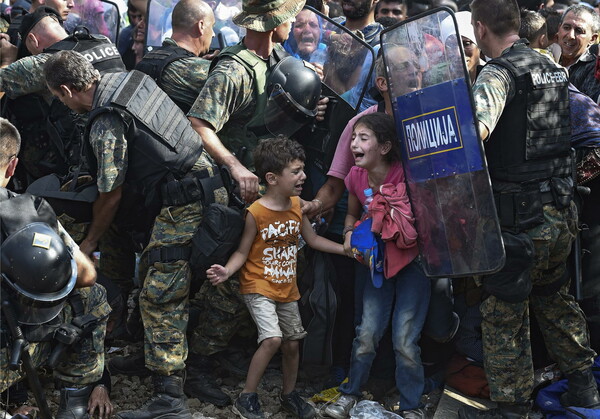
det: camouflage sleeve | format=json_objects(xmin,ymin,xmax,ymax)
[
  {"xmin": 0, "ymin": 53, "xmax": 51, "ymax": 97},
  {"xmin": 472, "ymin": 63, "xmax": 515, "ymax": 137},
  {"xmin": 89, "ymin": 113, "xmax": 128, "ymax": 193},
  {"xmin": 187, "ymin": 58, "xmax": 254, "ymax": 132},
  {"xmin": 162, "ymin": 57, "xmax": 211, "ymax": 108}
]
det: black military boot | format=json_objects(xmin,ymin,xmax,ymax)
[
  {"xmin": 561, "ymin": 367, "xmax": 600, "ymax": 408},
  {"xmin": 109, "ymin": 353, "xmax": 151, "ymax": 377},
  {"xmin": 56, "ymin": 385, "xmax": 93, "ymax": 419},
  {"xmin": 116, "ymin": 372, "xmax": 192, "ymax": 419},
  {"xmin": 458, "ymin": 402, "xmax": 531, "ymax": 418},
  {"xmin": 184, "ymin": 366, "xmax": 231, "ymax": 407}
]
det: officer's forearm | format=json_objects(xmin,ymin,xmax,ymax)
[
  {"xmin": 74, "ymin": 248, "xmax": 97, "ymax": 288},
  {"xmin": 188, "ymin": 117, "xmax": 239, "ymax": 168},
  {"xmin": 315, "ymin": 177, "xmax": 345, "ymax": 213},
  {"xmin": 82, "ymin": 186, "xmax": 123, "ymax": 255}
]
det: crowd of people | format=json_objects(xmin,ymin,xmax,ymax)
[{"xmin": 0, "ymin": 0, "xmax": 599, "ymax": 418}]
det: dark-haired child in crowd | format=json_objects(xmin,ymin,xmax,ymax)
[{"xmin": 206, "ymin": 136, "xmax": 346, "ymax": 419}]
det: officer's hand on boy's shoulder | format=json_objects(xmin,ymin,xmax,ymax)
[{"xmin": 230, "ymin": 163, "xmax": 259, "ymax": 203}]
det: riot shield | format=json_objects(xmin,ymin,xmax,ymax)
[
  {"xmin": 283, "ymin": 7, "xmax": 374, "ymax": 110},
  {"xmin": 381, "ymin": 8, "xmax": 504, "ymax": 277},
  {"xmin": 145, "ymin": 0, "xmax": 245, "ymax": 53},
  {"xmin": 64, "ymin": 0, "xmax": 121, "ymax": 42},
  {"xmin": 286, "ymin": 7, "xmax": 375, "ymax": 174}
]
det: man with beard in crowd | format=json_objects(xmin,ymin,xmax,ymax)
[
  {"xmin": 375, "ymin": 0, "xmax": 407, "ymax": 24},
  {"xmin": 334, "ymin": 0, "xmax": 384, "ymax": 47}
]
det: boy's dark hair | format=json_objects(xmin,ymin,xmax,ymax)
[
  {"xmin": 519, "ymin": 9, "xmax": 547, "ymax": 44},
  {"xmin": 540, "ymin": 8, "xmax": 562, "ymax": 41},
  {"xmin": 353, "ymin": 113, "xmax": 401, "ymax": 163},
  {"xmin": 253, "ymin": 135, "xmax": 306, "ymax": 183},
  {"xmin": 471, "ymin": 0, "xmax": 521, "ymax": 37},
  {"xmin": 0, "ymin": 117, "xmax": 21, "ymax": 167}
]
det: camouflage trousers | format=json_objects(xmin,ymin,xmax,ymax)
[
  {"xmin": 0, "ymin": 284, "xmax": 110, "ymax": 392},
  {"xmin": 481, "ymin": 202, "xmax": 597, "ymax": 403},
  {"xmin": 57, "ymin": 215, "xmax": 136, "ymax": 296},
  {"xmin": 188, "ymin": 276, "xmax": 254, "ymax": 357},
  {"xmin": 139, "ymin": 151, "xmax": 228, "ymax": 376}
]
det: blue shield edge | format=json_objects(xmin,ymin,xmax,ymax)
[{"xmin": 381, "ymin": 8, "xmax": 505, "ymax": 277}]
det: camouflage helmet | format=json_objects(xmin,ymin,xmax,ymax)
[{"xmin": 233, "ymin": 0, "xmax": 306, "ymax": 32}]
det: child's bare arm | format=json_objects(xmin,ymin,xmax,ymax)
[
  {"xmin": 301, "ymin": 215, "xmax": 346, "ymax": 256},
  {"xmin": 343, "ymin": 193, "xmax": 361, "ymax": 257},
  {"xmin": 206, "ymin": 212, "xmax": 258, "ymax": 285}
]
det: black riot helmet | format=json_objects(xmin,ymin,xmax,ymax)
[
  {"xmin": 265, "ymin": 56, "xmax": 322, "ymax": 137},
  {"xmin": 1, "ymin": 222, "xmax": 77, "ymax": 325}
]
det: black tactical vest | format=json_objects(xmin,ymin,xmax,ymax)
[
  {"xmin": 84, "ymin": 71, "xmax": 204, "ymax": 248},
  {"xmin": 135, "ymin": 43, "xmax": 196, "ymax": 113},
  {"xmin": 0, "ymin": 187, "xmax": 58, "ymax": 242},
  {"xmin": 485, "ymin": 41, "xmax": 572, "ymax": 184},
  {"xmin": 45, "ymin": 32, "xmax": 125, "ymax": 73}
]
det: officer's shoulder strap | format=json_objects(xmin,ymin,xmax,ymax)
[
  {"xmin": 136, "ymin": 43, "xmax": 196, "ymax": 82},
  {"xmin": 210, "ymin": 42, "xmax": 266, "ymax": 73},
  {"xmin": 91, "ymin": 70, "xmax": 193, "ymax": 146}
]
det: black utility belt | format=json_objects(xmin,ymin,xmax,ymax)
[
  {"xmin": 494, "ymin": 179, "xmax": 573, "ymax": 232},
  {"xmin": 161, "ymin": 166, "xmax": 223, "ymax": 207}
]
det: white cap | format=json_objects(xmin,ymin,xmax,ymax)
[{"xmin": 440, "ymin": 11, "xmax": 477, "ymax": 47}]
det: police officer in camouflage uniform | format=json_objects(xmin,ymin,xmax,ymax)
[
  {"xmin": 43, "ymin": 49, "xmax": 229, "ymax": 419},
  {"xmin": 459, "ymin": 0, "xmax": 599, "ymax": 417},
  {"xmin": 0, "ymin": 117, "xmax": 111, "ymax": 419},
  {"xmin": 135, "ymin": 0, "xmax": 214, "ymax": 114},
  {"xmin": 127, "ymin": 0, "xmax": 232, "ymax": 406}
]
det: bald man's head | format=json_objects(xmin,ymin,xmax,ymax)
[
  {"xmin": 26, "ymin": 15, "xmax": 68, "ymax": 54},
  {"xmin": 171, "ymin": 0, "xmax": 214, "ymax": 31}
]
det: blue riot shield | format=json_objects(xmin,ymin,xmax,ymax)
[
  {"xmin": 381, "ymin": 8, "xmax": 504, "ymax": 277},
  {"xmin": 145, "ymin": 0, "xmax": 245, "ymax": 53}
]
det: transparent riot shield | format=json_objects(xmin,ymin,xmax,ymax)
[
  {"xmin": 145, "ymin": 0, "xmax": 245, "ymax": 53},
  {"xmin": 285, "ymin": 6, "xmax": 375, "ymax": 173},
  {"xmin": 283, "ymin": 6, "xmax": 374, "ymax": 110},
  {"xmin": 381, "ymin": 8, "xmax": 504, "ymax": 277},
  {"xmin": 64, "ymin": 0, "xmax": 121, "ymax": 42}
]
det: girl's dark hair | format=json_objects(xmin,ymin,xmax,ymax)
[{"xmin": 353, "ymin": 113, "xmax": 401, "ymax": 163}]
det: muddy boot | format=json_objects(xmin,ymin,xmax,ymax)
[
  {"xmin": 458, "ymin": 402, "xmax": 531, "ymax": 418},
  {"xmin": 56, "ymin": 385, "xmax": 94, "ymax": 419},
  {"xmin": 561, "ymin": 367, "xmax": 600, "ymax": 408},
  {"xmin": 116, "ymin": 372, "xmax": 192, "ymax": 419}
]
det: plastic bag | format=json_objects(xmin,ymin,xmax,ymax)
[{"xmin": 349, "ymin": 400, "xmax": 403, "ymax": 418}]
